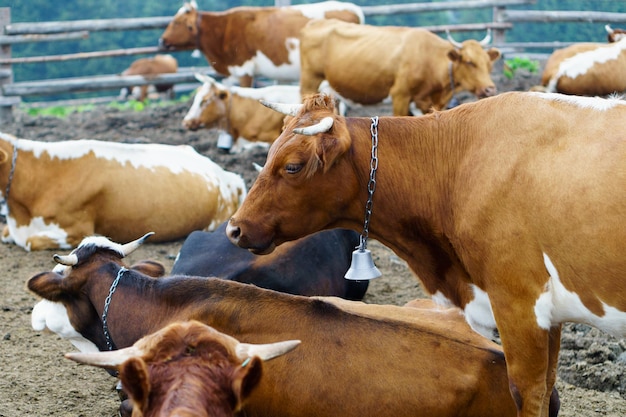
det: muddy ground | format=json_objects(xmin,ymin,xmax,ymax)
[{"xmin": 0, "ymin": 72, "xmax": 625, "ymax": 416}]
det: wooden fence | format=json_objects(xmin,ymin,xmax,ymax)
[{"xmin": 1, "ymin": 0, "xmax": 626, "ymax": 122}]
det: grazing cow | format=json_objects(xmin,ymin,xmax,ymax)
[
  {"xmin": 538, "ymin": 35, "xmax": 626, "ymax": 96},
  {"xmin": 299, "ymin": 20, "xmax": 501, "ymax": 115},
  {"xmin": 0, "ymin": 132, "xmax": 245, "ymax": 251},
  {"xmin": 182, "ymin": 73, "xmax": 300, "ymax": 151},
  {"xmin": 119, "ymin": 54, "xmax": 178, "ymax": 102},
  {"xmin": 66, "ymin": 321, "xmax": 300, "ymax": 417},
  {"xmin": 27, "ymin": 233, "xmax": 560, "ymax": 417},
  {"xmin": 226, "ymin": 93, "xmax": 626, "ymax": 417},
  {"xmin": 172, "ymin": 221, "xmax": 368, "ymax": 300},
  {"xmin": 158, "ymin": 1, "xmax": 364, "ymax": 87}
]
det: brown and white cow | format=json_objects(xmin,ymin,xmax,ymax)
[
  {"xmin": 605, "ymin": 24, "xmax": 626, "ymax": 43},
  {"xmin": 299, "ymin": 20, "xmax": 501, "ymax": 115},
  {"xmin": 119, "ymin": 54, "xmax": 178, "ymax": 102},
  {"xmin": 538, "ymin": 34, "xmax": 626, "ymax": 96},
  {"xmin": 28, "ymin": 233, "xmax": 560, "ymax": 417},
  {"xmin": 66, "ymin": 321, "xmax": 300, "ymax": 417},
  {"xmin": 0, "ymin": 132, "xmax": 245, "ymax": 251},
  {"xmin": 182, "ymin": 73, "xmax": 300, "ymax": 151},
  {"xmin": 226, "ymin": 93, "xmax": 626, "ymax": 417},
  {"xmin": 159, "ymin": 1, "xmax": 363, "ymax": 87}
]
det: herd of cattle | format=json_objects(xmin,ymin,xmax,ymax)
[{"xmin": 2, "ymin": 1, "xmax": 624, "ymax": 417}]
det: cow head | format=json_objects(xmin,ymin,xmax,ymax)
[
  {"xmin": 159, "ymin": 1, "xmax": 200, "ymax": 50},
  {"xmin": 65, "ymin": 320, "xmax": 300, "ymax": 417},
  {"xmin": 27, "ymin": 233, "xmax": 159, "ymax": 353},
  {"xmin": 183, "ymin": 74, "xmax": 230, "ymax": 131},
  {"xmin": 227, "ymin": 94, "xmax": 357, "ymax": 254},
  {"xmin": 446, "ymin": 30, "xmax": 501, "ymax": 99},
  {"xmin": 605, "ymin": 24, "xmax": 626, "ymax": 43}
]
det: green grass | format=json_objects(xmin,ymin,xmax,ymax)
[{"xmin": 503, "ymin": 57, "xmax": 540, "ymax": 80}]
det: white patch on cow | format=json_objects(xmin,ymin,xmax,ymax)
[
  {"xmin": 290, "ymin": 1, "xmax": 365, "ymax": 24},
  {"xmin": 176, "ymin": 1, "xmax": 196, "ymax": 16},
  {"xmin": 227, "ymin": 38, "xmax": 301, "ymax": 82},
  {"xmin": 31, "ymin": 299, "xmax": 99, "ymax": 353},
  {"xmin": 230, "ymin": 84, "xmax": 301, "ymax": 103},
  {"xmin": 431, "ymin": 291, "xmax": 455, "ymax": 308},
  {"xmin": 5, "ymin": 216, "xmax": 70, "ymax": 252},
  {"xmin": 184, "ymin": 82, "xmax": 212, "ymax": 123},
  {"xmin": 551, "ymin": 37, "xmax": 626, "ymax": 87},
  {"xmin": 530, "ymin": 92, "xmax": 626, "ymax": 111},
  {"xmin": 463, "ymin": 285, "xmax": 498, "ymax": 340},
  {"xmin": 534, "ymin": 253, "xmax": 626, "ymax": 337}
]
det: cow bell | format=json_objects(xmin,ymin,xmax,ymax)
[
  {"xmin": 345, "ymin": 248, "xmax": 382, "ymax": 281},
  {"xmin": 217, "ymin": 131, "xmax": 234, "ymax": 151}
]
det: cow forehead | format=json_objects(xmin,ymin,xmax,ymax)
[{"xmin": 176, "ymin": 1, "xmax": 196, "ymax": 16}]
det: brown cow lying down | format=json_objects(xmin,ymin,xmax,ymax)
[
  {"xmin": 0, "ymin": 132, "xmax": 246, "ymax": 251},
  {"xmin": 66, "ymin": 321, "xmax": 300, "ymax": 417},
  {"xmin": 226, "ymin": 92, "xmax": 625, "ymax": 417},
  {"xmin": 28, "ymin": 234, "xmax": 560, "ymax": 417},
  {"xmin": 119, "ymin": 54, "xmax": 178, "ymax": 101}
]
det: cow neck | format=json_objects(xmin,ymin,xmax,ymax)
[
  {"xmin": 101, "ymin": 266, "xmax": 129, "ymax": 351},
  {"xmin": 195, "ymin": 13, "xmax": 203, "ymax": 51},
  {"xmin": 0, "ymin": 143, "xmax": 18, "ymax": 216},
  {"xmin": 447, "ymin": 62, "xmax": 459, "ymax": 109}
]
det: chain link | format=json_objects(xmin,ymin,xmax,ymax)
[
  {"xmin": 102, "ymin": 267, "xmax": 128, "ymax": 351},
  {"xmin": 359, "ymin": 116, "xmax": 379, "ymax": 250}
]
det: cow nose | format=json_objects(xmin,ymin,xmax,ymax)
[
  {"xmin": 182, "ymin": 119, "xmax": 199, "ymax": 131},
  {"xmin": 158, "ymin": 38, "xmax": 167, "ymax": 50},
  {"xmin": 478, "ymin": 86, "xmax": 497, "ymax": 98},
  {"xmin": 226, "ymin": 221, "xmax": 241, "ymax": 244}
]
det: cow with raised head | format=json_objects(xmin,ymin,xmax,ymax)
[
  {"xmin": 298, "ymin": 20, "xmax": 501, "ymax": 115},
  {"xmin": 226, "ymin": 92, "xmax": 626, "ymax": 417},
  {"xmin": 0, "ymin": 132, "xmax": 245, "ymax": 251},
  {"xmin": 159, "ymin": 1, "xmax": 364, "ymax": 87},
  {"xmin": 182, "ymin": 73, "xmax": 300, "ymax": 152},
  {"xmin": 172, "ymin": 221, "xmax": 368, "ymax": 300},
  {"xmin": 537, "ymin": 33, "xmax": 626, "ymax": 96},
  {"xmin": 66, "ymin": 321, "xmax": 300, "ymax": 417},
  {"xmin": 119, "ymin": 54, "xmax": 178, "ymax": 102},
  {"xmin": 27, "ymin": 233, "xmax": 560, "ymax": 417}
]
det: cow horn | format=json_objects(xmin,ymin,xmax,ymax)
[
  {"xmin": 120, "ymin": 232, "xmax": 155, "ymax": 257},
  {"xmin": 293, "ymin": 117, "xmax": 334, "ymax": 136},
  {"xmin": 606, "ymin": 24, "xmax": 613, "ymax": 34},
  {"xmin": 53, "ymin": 253, "xmax": 78, "ymax": 266},
  {"xmin": 260, "ymin": 100, "xmax": 302, "ymax": 116},
  {"xmin": 236, "ymin": 339, "xmax": 301, "ymax": 362},
  {"xmin": 445, "ymin": 30, "xmax": 463, "ymax": 48},
  {"xmin": 252, "ymin": 162, "xmax": 263, "ymax": 172},
  {"xmin": 65, "ymin": 346, "xmax": 143, "ymax": 369},
  {"xmin": 194, "ymin": 73, "xmax": 216, "ymax": 85},
  {"xmin": 479, "ymin": 29, "xmax": 492, "ymax": 46}
]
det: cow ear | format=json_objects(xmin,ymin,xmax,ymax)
[
  {"xmin": 447, "ymin": 48, "xmax": 461, "ymax": 62},
  {"xmin": 27, "ymin": 272, "xmax": 66, "ymax": 301},
  {"xmin": 487, "ymin": 48, "xmax": 501, "ymax": 62},
  {"xmin": 119, "ymin": 357, "xmax": 151, "ymax": 412},
  {"xmin": 317, "ymin": 127, "xmax": 351, "ymax": 173},
  {"xmin": 130, "ymin": 260, "xmax": 165, "ymax": 278},
  {"xmin": 0, "ymin": 149, "xmax": 8, "ymax": 165},
  {"xmin": 231, "ymin": 356, "xmax": 263, "ymax": 411}
]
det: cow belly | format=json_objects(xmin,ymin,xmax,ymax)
[
  {"xmin": 4, "ymin": 216, "xmax": 70, "ymax": 251},
  {"xmin": 228, "ymin": 41, "xmax": 301, "ymax": 82}
]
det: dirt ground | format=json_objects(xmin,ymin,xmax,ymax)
[{"xmin": 1, "ymin": 72, "xmax": 625, "ymax": 416}]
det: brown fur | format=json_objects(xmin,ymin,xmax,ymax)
[
  {"xmin": 121, "ymin": 55, "xmax": 178, "ymax": 101},
  {"xmin": 299, "ymin": 19, "xmax": 500, "ymax": 115},
  {"xmin": 227, "ymin": 92, "xmax": 626, "ymax": 417}
]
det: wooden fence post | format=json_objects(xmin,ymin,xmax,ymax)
[{"xmin": 0, "ymin": 8, "xmax": 19, "ymax": 124}]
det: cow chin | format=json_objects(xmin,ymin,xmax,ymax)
[{"xmin": 248, "ymin": 242, "xmax": 276, "ymax": 255}]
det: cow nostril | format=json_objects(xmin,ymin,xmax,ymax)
[{"xmin": 226, "ymin": 222, "xmax": 241, "ymax": 242}]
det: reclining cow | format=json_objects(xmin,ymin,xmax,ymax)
[
  {"xmin": 182, "ymin": 74, "xmax": 301, "ymax": 152},
  {"xmin": 28, "ymin": 233, "xmax": 559, "ymax": 417},
  {"xmin": 66, "ymin": 321, "xmax": 300, "ymax": 417},
  {"xmin": 298, "ymin": 20, "xmax": 501, "ymax": 115},
  {"xmin": 118, "ymin": 54, "xmax": 178, "ymax": 102},
  {"xmin": 159, "ymin": 1, "xmax": 364, "ymax": 87},
  {"xmin": 172, "ymin": 221, "xmax": 368, "ymax": 300},
  {"xmin": 536, "ymin": 28, "xmax": 626, "ymax": 96},
  {"xmin": 0, "ymin": 132, "xmax": 245, "ymax": 251},
  {"xmin": 226, "ymin": 92, "xmax": 626, "ymax": 417}
]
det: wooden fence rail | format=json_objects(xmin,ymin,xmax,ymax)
[{"xmin": 1, "ymin": 0, "xmax": 626, "ymax": 123}]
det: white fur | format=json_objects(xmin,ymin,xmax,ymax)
[
  {"xmin": 530, "ymin": 91, "xmax": 626, "ymax": 111},
  {"xmin": 3, "ymin": 216, "xmax": 70, "ymax": 252},
  {"xmin": 534, "ymin": 253, "xmax": 626, "ymax": 336},
  {"xmin": 290, "ymin": 1, "xmax": 365, "ymax": 24},
  {"xmin": 463, "ymin": 285, "xmax": 498, "ymax": 340},
  {"xmin": 31, "ymin": 299, "xmax": 99, "ymax": 353}
]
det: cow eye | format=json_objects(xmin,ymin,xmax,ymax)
[
  {"xmin": 465, "ymin": 60, "xmax": 476, "ymax": 67},
  {"xmin": 285, "ymin": 163, "xmax": 303, "ymax": 174}
]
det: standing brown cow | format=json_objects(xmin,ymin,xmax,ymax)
[
  {"xmin": 299, "ymin": 20, "xmax": 501, "ymax": 115},
  {"xmin": 119, "ymin": 54, "xmax": 178, "ymax": 101},
  {"xmin": 159, "ymin": 1, "xmax": 363, "ymax": 87}
]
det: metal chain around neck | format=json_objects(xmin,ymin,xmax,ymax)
[
  {"xmin": 102, "ymin": 267, "xmax": 128, "ymax": 351},
  {"xmin": 358, "ymin": 116, "xmax": 379, "ymax": 250},
  {"xmin": 1, "ymin": 145, "xmax": 18, "ymax": 216}
]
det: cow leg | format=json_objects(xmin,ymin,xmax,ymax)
[
  {"xmin": 491, "ymin": 300, "xmax": 552, "ymax": 417},
  {"xmin": 26, "ymin": 235, "xmax": 64, "ymax": 251},
  {"xmin": 390, "ymin": 93, "xmax": 411, "ymax": 116},
  {"xmin": 545, "ymin": 325, "xmax": 562, "ymax": 416},
  {"xmin": 239, "ymin": 75, "xmax": 253, "ymax": 88}
]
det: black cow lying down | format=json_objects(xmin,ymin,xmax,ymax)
[{"xmin": 171, "ymin": 221, "xmax": 368, "ymax": 300}]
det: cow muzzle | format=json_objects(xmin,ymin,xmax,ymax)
[
  {"xmin": 226, "ymin": 221, "xmax": 276, "ymax": 255},
  {"xmin": 182, "ymin": 119, "xmax": 202, "ymax": 131},
  {"xmin": 477, "ymin": 86, "xmax": 497, "ymax": 99}
]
